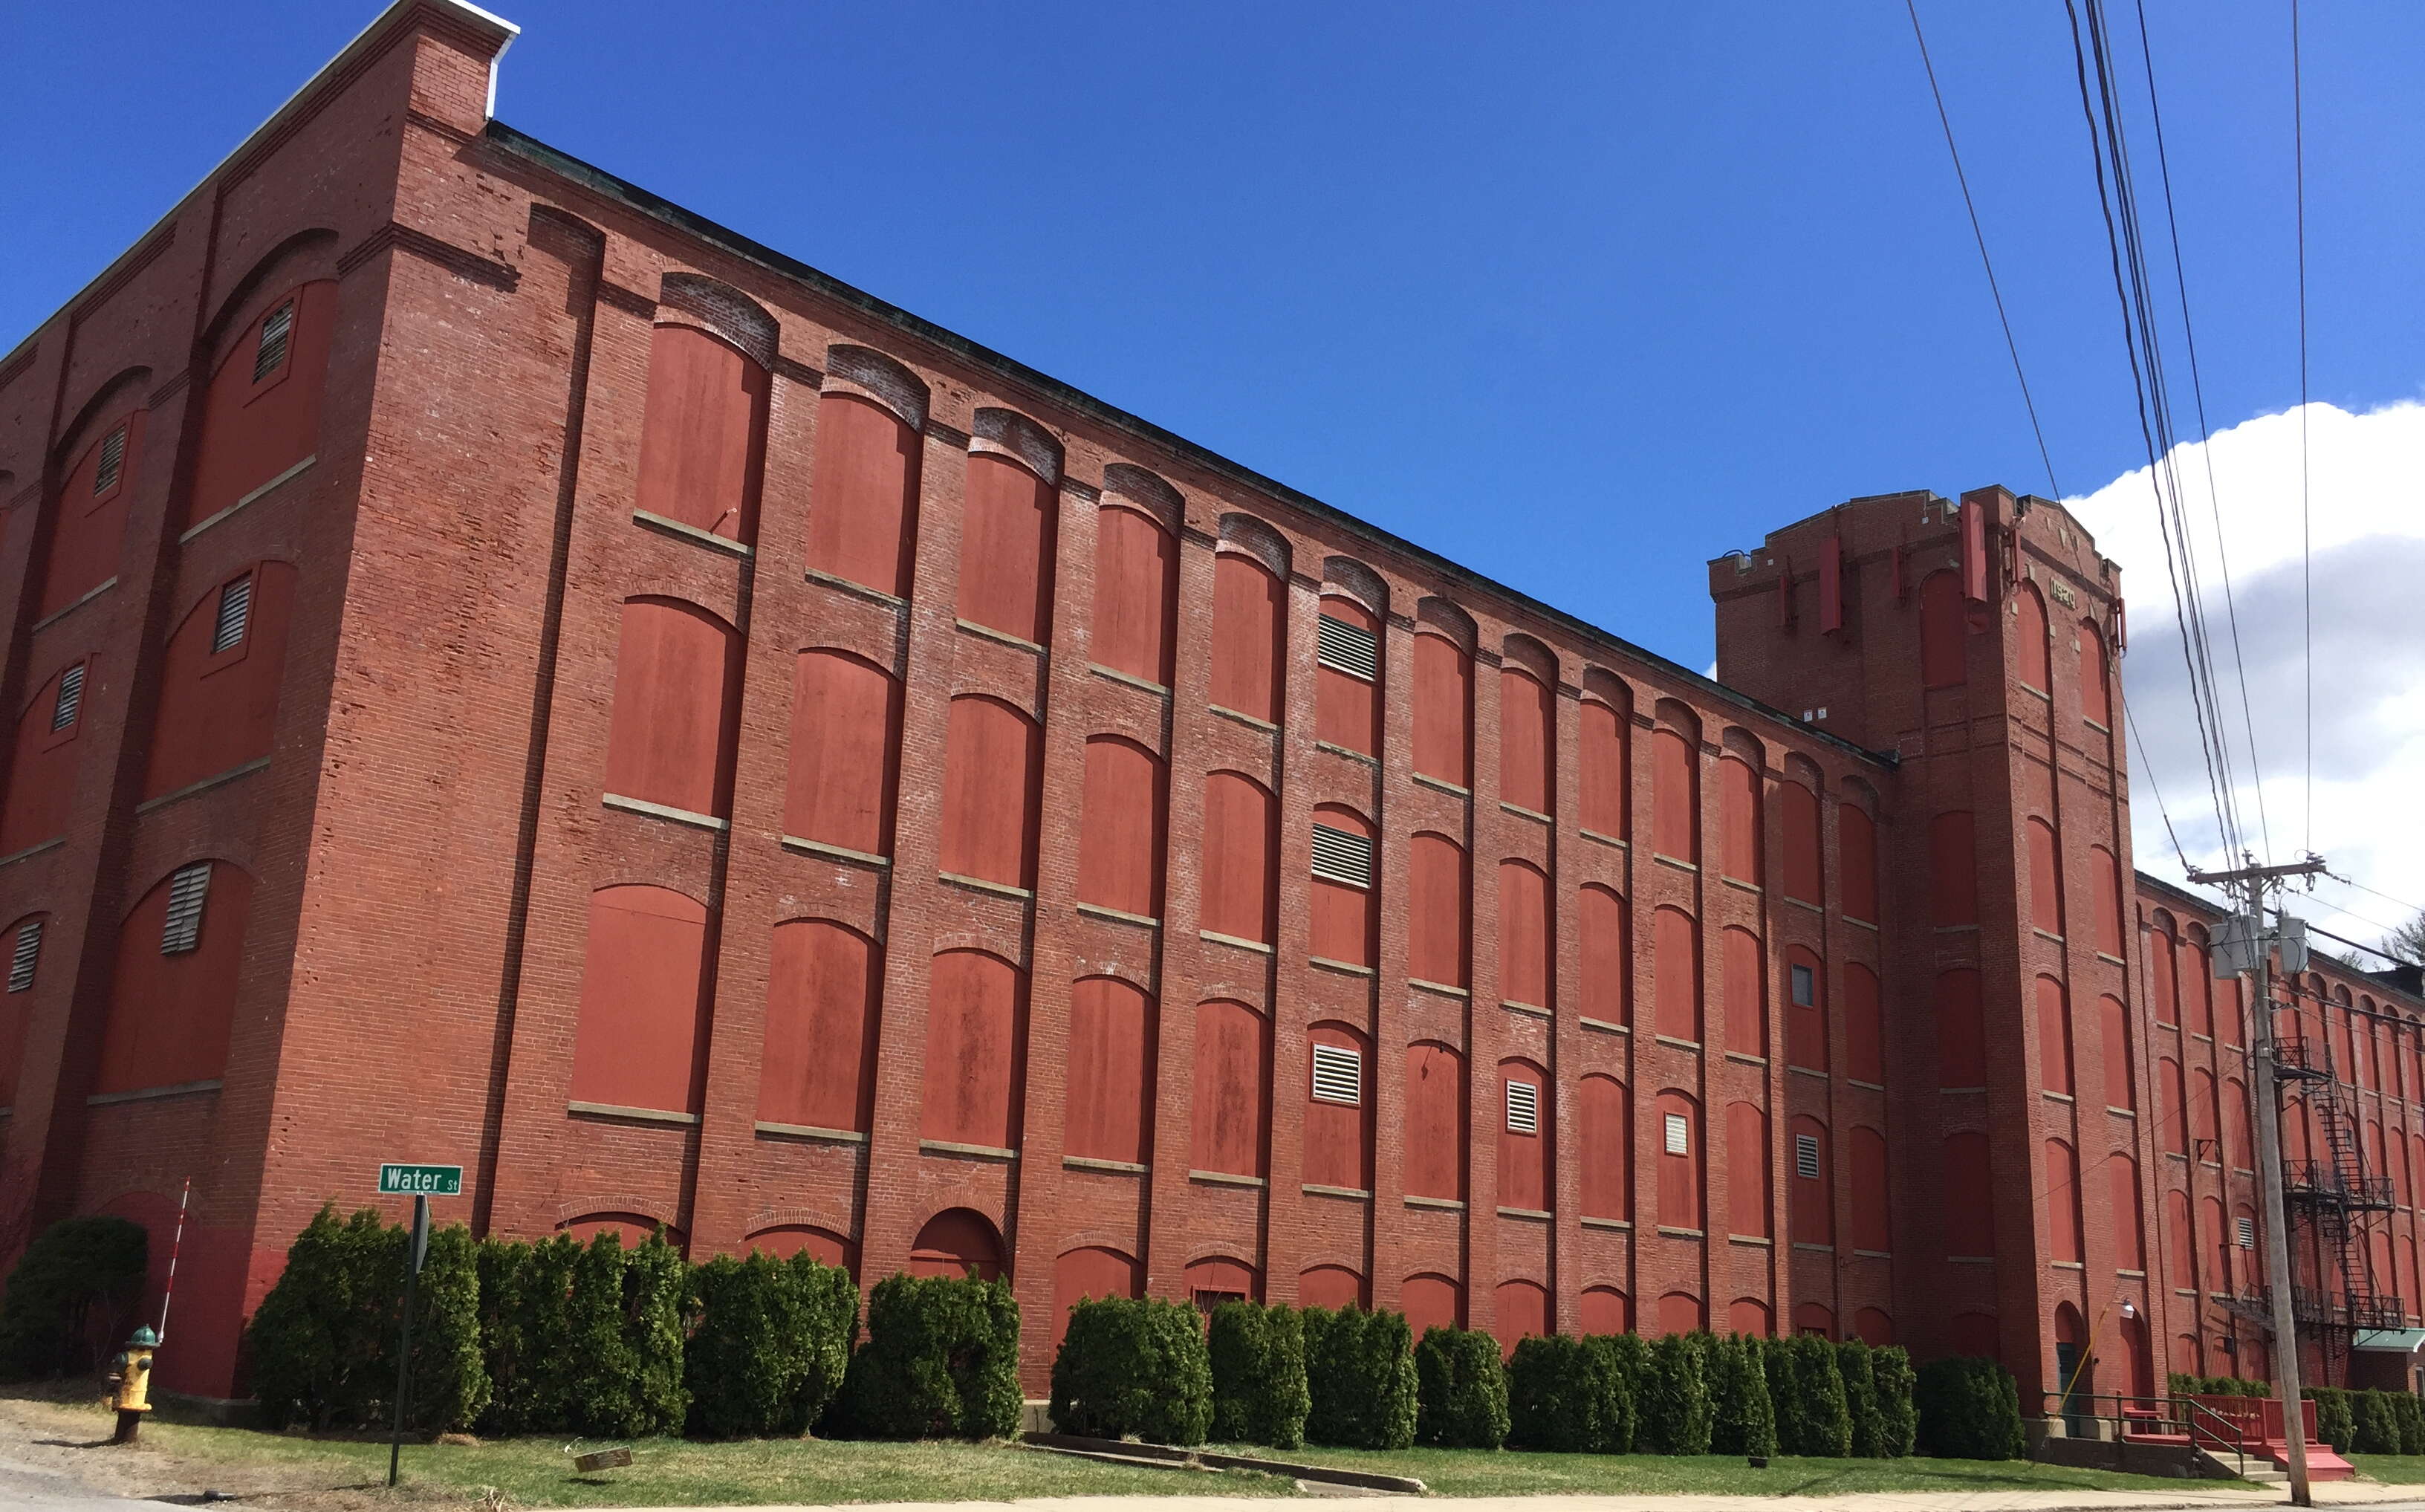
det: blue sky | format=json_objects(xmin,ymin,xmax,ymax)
[{"xmin": 6, "ymin": 1, "xmax": 2422, "ymax": 934}]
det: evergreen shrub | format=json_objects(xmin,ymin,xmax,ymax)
[
  {"xmin": 1049, "ymin": 1295, "xmax": 1213, "ymax": 1444},
  {"xmin": 684, "ymin": 1250, "xmax": 857, "ymax": 1438},
  {"xmin": 1869, "ymin": 1345, "xmax": 1918, "ymax": 1456},
  {"xmin": 1837, "ymin": 1339, "xmax": 1884, "ymax": 1457},
  {"xmin": 1914, "ymin": 1355, "xmax": 2025, "ymax": 1459},
  {"xmin": 0, "ymin": 1215, "xmax": 147, "ymax": 1380},
  {"xmin": 1413, "ymin": 1326, "xmax": 1509, "ymax": 1450},
  {"xmin": 1301, "ymin": 1306, "xmax": 1418, "ymax": 1450},
  {"xmin": 1708, "ymin": 1333, "xmax": 1777, "ymax": 1458},
  {"xmin": 1207, "ymin": 1302, "xmax": 1309, "ymax": 1449},
  {"xmin": 1505, "ymin": 1334, "xmax": 1621, "ymax": 1453},
  {"xmin": 832, "ymin": 1273, "xmax": 1022, "ymax": 1440},
  {"xmin": 1636, "ymin": 1331, "xmax": 1712, "ymax": 1454}
]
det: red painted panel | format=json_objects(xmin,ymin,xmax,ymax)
[
  {"xmin": 1188, "ymin": 1257, "xmax": 1259, "ymax": 1302},
  {"xmin": 1785, "ymin": 945, "xmax": 1825, "ymax": 1071},
  {"xmin": 1780, "ymin": 781, "xmax": 1821, "ymax": 905},
  {"xmin": 1960, "ymin": 500, "xmax": 1989, "ymax": 600},
  {"xmin": 1499, "ymin": 1058, "xmax": 1548, "ymax": 1212},
  {"xmin": 746, "ymin": 1226, "xmax": 856, "ymax": 1273},
  {"xmin": 145, "ymin": 562, "xmax": 298, "ymax": 799},
  {"xmin": 957, "ymin": 452, "xmax": 1057, "ymax": 645},
  {"xmin": 757, "ymin": 919, "xmax": 880, "ymax": 1132},
  {"xmin": 1053, "ymin": 1247, "xmax": 1143, "ymax": 1350},
  {"xmin": 921, "ymin": 950, "xmax": 1028, "ymax": 1149},
  {"xmin": 1728, "ymin": 1298, "xmax": 1772, "ymax": 1337},
  {"xmin": 603, "ymin": 598, "xmax": 738, "ymax": 817},
  {"xmin": 1727, "ymin": 1101, "xmax": 1769, "ymax": 1239},
  {"xmin": 1721, "ymin": 926, "xmax": 1764, "ymax": 1059},
  {"xmin": 1299, "ymin": 1265, "xmax": 1366, "ymax": 1310},
  {"xmin": 1408, "ymin": 833, "xmax": 1470, "ymax": 988},
  {"xmin": 1092, "ymin": 506, "xmax": 1175, "ymax": 685},
  {"xmin": 1580, "ymin": 696, "xmax": 1629, "ymax": 837},
  {"xmin": 562, "ymin": 1214, "xmax": 682, "ymax": 1247},
  {"xmin": 1949, "ymin": 1311, "xmax": 1999, "ymax": 1360},
  {"xmin": 784, "ymin": 649, "xmax": 900, "ymax": 856},
  {"xmin": 2159, "ymin": 1058, "xmax": 2187, "ymax": 1155},
  {"xmin": 1077, "ymin": 737, "xmax": 1166, "ymax": 920},
  {"xmin": 1210, "ymin": 554, "xmax": 1284, "ymax": 723},
  {"xmin": 1580, "ymin": 1286, "xmax": 1631, "ymax": 1335},
  {"xmin": 2109, "ymin": 1154, "xmax": 2144, "ymax": 1270},
  {"xmin": 1656, "ymin": 1091, "xmax": 1703, "ymax": 1230},
  {"xmin": 910, "ymin": 1208, "xmax": 1005, "ymax": 1281},
  {"xmin": 1066, "ymin": 977, "xmax": 1155, "ymax": 1164},
  {"xmin": 2044, "ymin": 1139, "xmax": 2082, "ymax": 1262},
  {"xmin": 2227, "ymin": 1079, "xmax": 2251, "ymax": 1167},
  {"xmin": 1499, "ymin": 666, "xmax": 1553, "ymax": 814},
  {"xmin": 1789, "ymin": 1114, "xmax": 1831, "ymax": 1247},
  {"xmin": 1657, "ymin": 1292, "xmax": 1705, "ymax": 1336},
  {"xmin": 634, "ymin": 323, "xmax": 767, "ymax": 544},
  {"xmin": 1818, "ymin": 533, "xmax": 1843, "ymax": 634},
  {"xmin": 1718, "ymin": 756, "xmax": 1761, "ymax": 884},
  {"xmin": 1850, "ymin": 1125, "xmax": 1889, "ymax": 1252},
  {"xmin": 807, "ymin": 392, "xmax": 919, "ymax": 597},
  {"xmin": 2166, "ymin": 1191, "xmax": 2196, "ymax": 1290},
  {"xmin": 2016, "ymin": 585, "xmax": 2051, "ymax": 691},
  {"xmin": 1200, "ymin": 771, "xmax": 1276, "ymax": 944},
  {"xmin": 1845, "ymin": 964, "xmax": 1883, "ymax": 1083},
  {"xmin": 940, "ymin": 695, "xmax": 1042, "ymax": 888},
  {"xmin": 1493, "ymin": 1279, "xmax": 1548, "ymax": 1357},
  {"xmin": 2091, "ymin": 848, "xmax": 2123, "ymax": 956},
  {"xmin": 2100, "ymin": 993, "xmax": 2133, "ymax": 1110},
  {"xmin": 1, "ymin": 660, "xmax": 89, "ymax": 854},
  {"xmin": 1314, "ymin": 596, "xmax": 1379, "ymax": 755},
  {"xmin": 1498, "ymin": 860, "xmax": 1550, "ymax": 1010},
  {"xmin": 1919, "ymin": 571, "xmax": 1965, "ymax": 688},
  {"xmin": 187, "ymin": 281, "xmax": 337, "ymax": 533},
  {"xmin": 1403, "ymin": 1042, "xmax": 1467, "ymax": 1201},
  {"xmin": 1579, "ymin": 1074, "xmax": 1629, "ymax": 1220},
  {"xmin": 42, "ymin": 409, "xmax": 143, "ymax": 617},
  {"xmin": 2150, "ymin": 924, "xmax": 2179, "ymax": 1025},
  {"xmin": 1404, "ymin": 1274, "xmax": 1463, "ymax": 1337},
  {"xmin": 1654, "ymin": 906, "xmax": 1699, "ymax": 1042},
  {"xmin": 1928, "ymin": 811, "xmax": 1977, "ymax": 926},
  {"xmin": 568, "ymin": 885, "xmax": 709, "ymax": 1114},
  {"xmin": 1304, "ymin": 1023, "xmax": 1371, "ymax": 1192},
  {"xmin": 1310, "ymin": 803, "xmax": 1374, "ymax": 967},
  {"xmin": 1411, "ymin": 632, "xmax": 1471, "ymax": 788},
  {"xmin": 1854, "ymin": 1308, "xmax": 1894, "ymax": 1346},
  {"xmin": 1943, "ymin": 1132, "xmax": 1994, "ymax": 1256},
  {"xmin": 1192, "ymin": 1000, "xmax": 1268, "ymax": 1178},
  {"xmin": 2080, "ymin": 620, "xmax": 2112, "ymax": 726},
  {"xmin": 0, "ymin": 912, "xmax": 36, "ymax": 1106},
  {"xmin": 1652, "ymin": 728, "xmax": 1697, "ymax": 860},
  {"xmin": 1578, "ymin": 885, "xmax": 1628, "ymax": 1028},
  {"xmin": 1793, "ymin": 1302, "xmax": 1837, "ymax": 1340},
  {"xmin": 1840, "ymin": 805, "xmax": 1878, "ymax": 923},
  {"xmin": 1936, "ymin": 969, "xmax": 1985, "ymax": 1086},
  {"xmin": 92, "ymin": 863, "xmax": 254, "ymax": 1095},
  {"xmin": 2181, "ymin": 930, "xmax": 2214, "ymax": 1036},
  {"xmin": 2192, "ymin": 1067, "xmax": 2218, "ymax": 1149},
  {"xmin": 2036, "ymin": 976, "xmax": 2071, "ymax": 1095}
]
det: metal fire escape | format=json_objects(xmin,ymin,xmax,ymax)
[{"xmin": 2265, "ymin": 1013, "xmax": 2402, "ymax": 1373}]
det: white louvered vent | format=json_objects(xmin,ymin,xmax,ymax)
[
  {"xmin": 1664, "ymin": 1112, "xmax": 1690, "ymax": 1156},
  {"xmin": 254, "ymin": 302, "xmax": 294, "ymax": 383},
  {"xmin": 161, "ymin": 862, "xmax": 212, "ymax": 955},
  {"xmin": 1795, "ymin": 1132, "xmax": 1821, "ymax": 1181},
  {"xmin": 94, "ymin": 425, "xmax": 126, "ymax": 496},
  {"xmin": 1316, "ymin": 614, "xmax": 1379, "ymax": 682},
  {"xmin": 1505, "ymin": 1078, "xmax": 1539, "ymax": 1135},
  {"xmin": 51, "ymin": 663, "xmax": 85, "ymax": 732},
  {"xmin": 2236, "ymin": 1216, "xmax": 2256, "ymax": 1250},
  {"xmin": 7, "ymin": 921, "xmax": 40, "ymax": 993},
  {"xmin": 1311, "ymin": 1042, "xmax": 1362, "ymax": 1106},
  {"xmin": 212, "ymin": 574, "xmax": 254, "ymax": 654},
  {"xmin": 1310, "ymin": 823, "xmax": 1374, "ymax": 889}
]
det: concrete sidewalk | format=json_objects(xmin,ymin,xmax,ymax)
[{"xmin": 595, "ymin": 1484, "xmax": 2425, "ymax": 1512}]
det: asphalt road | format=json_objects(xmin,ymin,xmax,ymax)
[{"xmin": 0, "ymin": 1448, "xmax": 156, "ymax": 1509}]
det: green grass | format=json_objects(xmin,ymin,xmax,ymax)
[
  {"xmin": 2348, "ymin": 1453, "xmax": 2425, "ymax": 1483},
  {"xmin": 1206, "ymin": 1443, "xmax": 2233, "ymax": 1498}
]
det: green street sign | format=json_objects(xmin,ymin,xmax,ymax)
[{"xmin": 377, "ymin": 1163, "xmax": 462, "ymax": 1196}]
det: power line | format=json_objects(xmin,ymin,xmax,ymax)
[
  {"xmin": 1903, "ymin": 0, "xmax": 2061, "ymax": 497},
  {"xmin": 2293, "ymin": 0, "xmax": 2315, "ymax": 855},
  {"xmin": 2126, "ymin": 705, "xmax": 2192, "ymax": 872}
]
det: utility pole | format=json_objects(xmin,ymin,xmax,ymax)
[{"xmin": 2192, "ymin": 854, "xmax": 2325, "ymax": 1508}]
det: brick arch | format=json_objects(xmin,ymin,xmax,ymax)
[
  {"xmin": 145, "ymin": 559, "xmax": 299, "ymax": 801},
  {"xmin": 795, "ymin": 614, "xmax": 897, "ymax": 669},
  {"xmin": 554, "ymin": 1193, "xmax": 682, "ymax": 1230},
  {"xmin": 658, "ymin": 271, "xmax": 778, "ymax": 369},
  {"xmin": 972, "ymin": 406, "xmax": 1062, "ymax": 484},
  {"xmin": 1068, "ymin": 950, "xmax": 1153, "ymax": 994},
  {"xmin": 1102, "ymin": 462, "xmax": 1181, "ymax": 525},
  {"xmin": 51, "ymin": 366, "xmax": 153, "ymax": 467},
  {"xmin": 824, "ymin": 343, "xmax": 929, "ymax": 430},
  {"xmin": 746, "ymin": 1203, "xmax": 857, "ymax": 1240},
  {"xmin": 1322, "ymin": 554, "xmax": 1387, "ymax": 614},
  {"xmin": 1415, "ymin": 594, "xmax": 1476, "ymax": 650},
  {"xmin": 1501, "ymin": 632, "xmax": 1556, "ymax": 682},
  {"xmin": 1057, "ymin": 1225, "xmax": 1148, "ymax": 1257},
  {"xmin": 1217, "ymin": 512, "xmax": 1291, "ymax": 577},
  {"xmin": 1580, "ymin": 664, "xmax": 1634, "ymax": 713},
  {"xmin": 198, "ymin": 228, "xmax": 340, "ymax": 352},
  {"xmin": 909, "ymin": 1204, "xmax": 1009, "ymax": 1280}
]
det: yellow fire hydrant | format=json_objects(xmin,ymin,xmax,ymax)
[{"xmin": 105, "ymin": 1326, "xmax": 157, "ymax": 1444}]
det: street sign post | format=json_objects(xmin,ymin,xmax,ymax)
[{"xmin": 377, "ymin": 1164, "xmax": 458, "ymax": 1487}]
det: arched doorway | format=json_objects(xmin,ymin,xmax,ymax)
[
  {"xmin": 2054, "ymin": 1302, "xmax": 2092, "ymax": 1435},
  {"xmin": 909, "ymin": 1207, "xmax": 1005, "ymax": 1280},
  {"xmin": 2118, "ymin": 1310, "xmax": 2155, "ymax": 1401}
]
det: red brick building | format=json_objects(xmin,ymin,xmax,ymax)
[{"xmin": 3, "ymin": 0, "xmax": 2419, "ymax": 1406}]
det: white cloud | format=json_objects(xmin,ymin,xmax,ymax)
[{"xmin": 2065, "ymin": 399, "xmax": 2425, "ymax": 967}]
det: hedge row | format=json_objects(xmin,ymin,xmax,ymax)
[
  {"xmin": 1049, "ymin": 1300, "xmax": 1940, "ymax": 1459},
  {"xmin": 0, "ymin": 1216, "xmax": 149, "ymax": 1380},
  {"xmin": 243, "ymin": 1204, "xmax": 1016, "ymax": 1441},
  {"xmin": 2305, "ymin": 1386, "xmax": 2425, "ymax": 1455}
]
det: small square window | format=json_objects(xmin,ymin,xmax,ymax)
[
  {"xmin": 1311, "ymin": 1042, "xmax": 1362, "ymax": 1106},
  {"xmin": 1505, "ymin": 1079, "xmax": 1539, "ymax": 1135},
  {"xmin": 1795, "ymin": 1132, "xmax": 1821, "ymax": 1181},
  {"xmin": 1790, "ymin": 963, "xmax": 1815, "ymax": 1008},
  {"xmin": 1664, "ymin": 1112, "xmax": 1689, "ymax": 1156},
  {"xmin": 51, "ymin": 663, "xmax": 85, "ymax": 733}
]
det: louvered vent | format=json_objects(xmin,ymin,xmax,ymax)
[
  {"xmin": 161, "ymin": 862, "xmax": 212, "ymax": 955},
  {"xmin": 254, "ymin": 302, "xmax": 294, "ymax": 383},
  {"xmin": 94, "ymin": 426, "xmax": 126, "ymax": 496},
  {"xmin": 2236, "ymin": 1216, "xmax": 2256, "ymax": 1249},
  {"xmin": 7, "ymin": 921, "xmax": 39, "ymax": 993},
  {"xmin": 1310, "ymin": 823, "xmax": 1374, "ymax": 889},
  {"xmin": 1316, "ymin": 614, "xmax": 1378, "ymax": 681},
  {"xmin": 1311, "ymin": 1042, "xmax": 1362, "ymax": 1105},
  {"xmin": 51, "ymin": 663, "xmax": 85, "ymax": 731},
  {"xmin": 212, "ymin": 574, "xmax": 254, "ymax": 654},
  {"xmin": 1795, "ymin": 1132, "xmax": 1821, "ymax": 1181},
  {"xmin": 1664, "ymin": 1112, "xmax": 1690, "ymax": 1155},
  {"xmin": 1505, "ymin": 1078, "xmax": 1539, "ymax": 1135}
]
